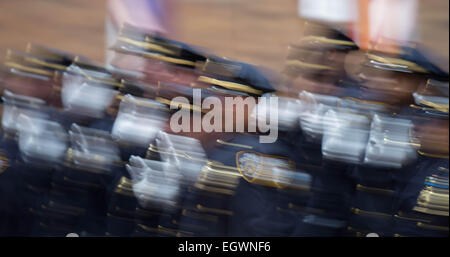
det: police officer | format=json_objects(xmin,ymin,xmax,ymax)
[{"xmin": 337, "ymin": 48, "xmax": 449, "ymax": 237}]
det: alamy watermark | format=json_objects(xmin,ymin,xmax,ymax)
[{"xmin": 168, "ymin": 89, "xmax": 279, "ymax": 143}]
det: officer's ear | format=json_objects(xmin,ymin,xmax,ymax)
[
  {"xmin": 343, "ymin": 50, "xmax": 366, "ymax": 81},
  {"xmin": 415, "ymin": 79, "xmax": 448, "ymax": 97}
]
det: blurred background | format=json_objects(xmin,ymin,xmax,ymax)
[
  {"xmin": 0, "ymin": 0, "xmax": 448, "ymax": 238},
  {"xmin": 1, "ymin": 0, "xmax": 447, "ymax": 71}
]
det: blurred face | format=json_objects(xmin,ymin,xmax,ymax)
[
  {"xmin": 357, "ymin": 65, "xmax": 425, "ymax": 106},
  {"xmin": 288, "ymin": 75, "xmax": 344, "ymax": 96},
  {"xmin": 325, "ymin": 50, "xmax": 347, "ymax": 76},
  {"xmin": 413, "ymin": 118, "xmax": 449, "ymax": 156},
  {"xmin": 281, "ymin": 49, "xmax": 349, "ymax": 96},
  {"xmin": 110, "ymin": 52, "xmax": 173, "ymax": 83},
  {"xmin": 110, "ymin": 52, "xmax": 199, "ymax": 87},
  {"xmin": 285, "ymin": 48, "xmax": 347, "ymax": 83},
  {"xmin": 0, "ymin": 71, "xmax": 56, "ymax": 102}
]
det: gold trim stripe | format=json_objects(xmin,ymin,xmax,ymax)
[
  {"xmin": 142, "ymin": 52, "xmax": 196, "ymax": 66},
  {"xmin": 418, "ymin": 99, "xmax": 449, "ymax": 113},
  {"xmin": 155, "ymin": 96, "xmax": 203, "ymax": 113},
  {"xmin": 4, "ymin": 61, "xmax": 53, "ymax": 77},
  {"xmin": 25, "ymin": 57, "xmax": 67, "ymax": 71},
  {"xmin": 117, "ymin": 36, "xmax": 176, "ymax": 55},
  {"xmin": 198, "ymin": 76, "xmax": 263, "ymax": 95},
  {"xmin": 216, "ymin": 139, "xmax": 253, "ymax": 149},
  {"xmin": 367, "ymin": 53, "xmax": 428, "ymax": 73},
  {"xmin": 300, "ymin": 36, "xmax": 357, "ymax": 46},
  {"xmin": 285, "ymin": 59, "xmax": 333, "ymax": 71}
]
